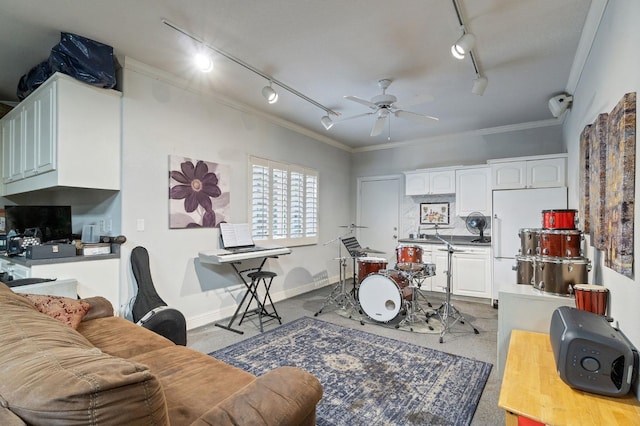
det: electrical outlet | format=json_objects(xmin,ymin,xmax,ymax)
[
  {"xmin": 137, "ymin": 219, "xmax": 145, "ymax": 231},
  {"xmin": 105, "ymin": 219, "xmax": 112, "ymax": 233},
  {"xmin": 99, "ymin": 219, "xmax": 106, "ymax": 233}
]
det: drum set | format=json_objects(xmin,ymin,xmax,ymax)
[
  {"xmin": 515, "ymin": 209, "xmax": 594, "ymax": 297},
  {"xmin": 315, "ymin": 228, "xmax": 480, "ymax": 342},
  {"xmin": 314, "ymin": 231, "xmax": 437, "ymax": 332}
]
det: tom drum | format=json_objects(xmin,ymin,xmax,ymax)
[
  {"xmin": 533, "ymin": 256, "xmax": 591, "ymax": 296},
  {"xmin": 518, "ymin": 228, "xmax": 540, "ymax": 255},
  {"xmin": 396, "ymin": 245, "xmax": 424, "ymax": 272},
  {"xmin": 358, "ymin": 270, "xmax": 412, "ymax": 322},
  {"xmin": 574, "ymin": 284, "xmax": 609, "ymax": 316},
  {"xmin": 538, "ymin": 229, "xmax": 583, "ymax": 258},
  {"xmin": 514, "ymin": 255, "xmax": 535, "ymax": 285},
  {"xmin": 542, "ymin": 209, "xmax": 578, "ymax": 230},
  {"xmin": 357, "ymin": 257, "xmax": 388, "ymax": 283}
]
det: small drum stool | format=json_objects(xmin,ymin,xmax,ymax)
[
  {"xmin": 574, "ymin": 284, "xmax": 609, "ymax": 316},
  {"xmin": 239, "ymin": 271, "xmax": 282, "ymax": 332}
]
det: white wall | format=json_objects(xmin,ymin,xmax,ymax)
[
  {"xmin": 119, "ymin": 60, "xmax": 352, "ymax": 328},
  {"xmin": 351, "ymin": 125, "xmax": 565, "ymax": 178},
  {"xmin": 563, "ymin": 0, "xmax": 640, "ymax": 348}
]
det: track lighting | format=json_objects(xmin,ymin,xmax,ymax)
[
  {"xmin": 320, "ymin": 115, "xmax": 334, "ymax": 130},
  {"xmin": 163, "ymin": 19, "xmax": 337, "ymax": 116},
  {"xmin": 194, "ymin": 52, "xmax": 214, "ymax": 73},
  {"xmin": 472, "ymin": 75, "xmax": 488, "ymax": 96},
  {"xmin": 262, "ymin": 83, "xmax": 278, "ymax": 104},
  {"xmin": 451, "ymin": 33, "xmax": 476, "ymax": 60}
]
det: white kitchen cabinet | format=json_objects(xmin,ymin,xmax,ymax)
[
  {"xmin": 455, "ymin": 166, "xmax": 491, "ymax": 216},
  {"xmin": 418, "ymin": 244, "xmax": 490, "ymax": 298},
  {"xmin": 452, "ymin": 247, "xmax": 491, "ymax": 298},
  {"xmin": 0, "ymin": 72, "xmax": 121, "ymax": 195},
  {"xmin": 490, "ymin": 155, "xmax": 566, "ymax": 190},
  {"xmin": 404, "ymin": 168, "xmax": 455, "ymax": 195}
]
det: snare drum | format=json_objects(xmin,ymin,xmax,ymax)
[
  {"xmin": 518, "ymin": 228, "xmax": 540, "ymax": 255},
  {"xmin": 542, "ymin": 209, "xmax": 578, "ymax": 230},
  {"xmin": 538, "ymin": 229, "xmax": 583, "ymax": 257},
  {"xmin": 396, "ymin": 245, "xmax": 424, "ymax": 272},
  {"xmin": 574, "ymin": 284, "xmax": 609, "ymax": 315},
  {"xmin": 533, "ymin": 256, "xmax": 591, "ymax": 296},
  {"xmin": 514, "ymin": 255, "xmax": 535, "ymax": 285},
  {"xmin": 357, "ymin": 257, "xmax": 388, "ymax": 283},
  {"xmin": 358, "ymin": 270, "xmax": 412, "ymax": 322}
]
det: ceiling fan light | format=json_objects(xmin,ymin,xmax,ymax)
[
  {"xmin": 472, "ymin": 76, "xmax": 488, "ymax": 96},
  {"xmin": 194, "ymin": 53, "xmax": 213, "ymax": 72},
  {"xmin": 451, "ymin": 33, "xmax": 476, "ymax": 59},
  {"xmin": 262, "ymin": 85, "xmax": 278, "ymax": 104},
  {"xmin": 320, "ymin": 115, "xmax": 334, "ymax": 130}
]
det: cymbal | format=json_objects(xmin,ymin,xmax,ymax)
[
  {"xmin": 361, "ymin": 247, "xmax": 385, "ymax": 254},
  {"xmin": 339, "ymin": 224, "xmax": 368, "ymax": 228},
  {"xmin": 437, "ymin": 247, "xmax": 465, "ymax": 253}
]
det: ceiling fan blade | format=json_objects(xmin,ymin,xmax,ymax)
[
  {"xmin": 395, "ymin": 109, "xmax": 439, "ymax": 124},
  {"xmin": 370, "ymin": 114, "xmax": 387, "ymax": 136},
  {"xmin": 344, "ymin": 95, "xmax": 378, "ymax": 110},
  {"xmin": 394, "ymin": 93, "xmax": 435, "ymax": 109},
  {"xmin": 335, "ymin": 112, "xmax": 374, "ymax": 123}
]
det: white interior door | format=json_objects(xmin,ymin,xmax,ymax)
[{"xmin": 356, "ymin": 176, "xmax": 401, "ymax": 265}]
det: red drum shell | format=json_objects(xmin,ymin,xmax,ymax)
[
  {"xmin": 542, "ymin": 209, "xmax": 577, "ymax": 230},
  {"xmin": 357, "ymin": 257, "xmax": 388, "ymax": 283},
  {"xmin": 396, "ymin": 245, "xmax": 423, "ymax": 271},
  {"xmin": 574, "ymin": 284, "xmax": 608, "ymax": 316},
  {"xmin": 538, "ymin": 230, "xmax": 582, "ymax": 258}
]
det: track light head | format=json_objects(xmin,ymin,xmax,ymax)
[
  {"xmin": 472, "ymin": 76, "xmax": 488, "ymax": 96},
  {"xmin": 320, "ymin": 115, "xmax": 334, "ymax": 130},
  {"xmin": 262, "ymin": 84, "xmax": 278, "ymax": 104},
  {"xmin": 194, "ymin": 53, "xmax": 213, "ymax": 73},
  {"xmin": 451, "ymin": 33, "xmax": 476, "ymax": 59}
]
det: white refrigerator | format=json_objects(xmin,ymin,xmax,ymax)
[{"xmin": 492, "ymin": 187, "xmax": 568, "ymax": 301}]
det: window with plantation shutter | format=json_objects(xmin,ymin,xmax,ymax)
[{"xmin": 249, "ymin": 156, "xmax": 318, "ymax": 246}]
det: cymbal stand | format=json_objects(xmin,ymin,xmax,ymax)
[
  {"xmin": 434, "ymin": 235, "xmax": 479, "ymax": 343},
  {"xmin": 314, "ymin": 233, "xmax": 361, "ymax": 318}
]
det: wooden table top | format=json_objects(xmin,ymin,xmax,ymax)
[{"xmin": 498, "ymin": 330, "xmax": 640, "ymax": 425}]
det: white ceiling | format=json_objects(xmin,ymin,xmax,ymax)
[{"xmin": 0, "ymin": 0, "xmax": 595, "ymax": 150}]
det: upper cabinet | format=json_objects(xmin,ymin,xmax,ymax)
[
  {"xmin": 404, "ymin": 168, "xmax": 455, "ymax": 195},
  {"xmin": 455, "ymin": 166, "xmax": 491, "ymax": 216},
  {"xmin": 0, "ymin": 72, "xmax": 121, "ymax": 195},
  {"xmin": 489, "ymin": 155, "xmax": 567, "ymax": 190}
]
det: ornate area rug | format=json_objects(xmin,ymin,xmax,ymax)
[{"xmin": 210, "ymin": 317, "xmax": 492, "ymax": 425}]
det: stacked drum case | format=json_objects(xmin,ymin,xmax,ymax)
[{"xmin": 516, "ymin": 209, "xmax": 592, "ymax": 297}]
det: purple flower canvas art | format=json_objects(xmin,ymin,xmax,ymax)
[{"xmin": 169, "ymin": 155, "xmax": 230, "ymax": 229}]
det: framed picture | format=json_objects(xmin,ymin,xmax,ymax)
[{"xmin": 420, "ymin": 202, "xmax": 450, "ymax": 225}]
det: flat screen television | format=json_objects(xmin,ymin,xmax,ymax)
[{"xmin": 4, "ymin": 205, "xmax": 73, "ymax": 243}]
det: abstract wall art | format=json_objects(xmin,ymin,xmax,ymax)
[
  {"xmin": 579, "ymin": 123, "xmax": 592, "ymax": 233},
  {"xmin": 169, "ymin": 155, "xmax": 230, "ymax": 229},
  {"xmin": 589, "ymin": 113, "xmax": 609, "ymax": 250},
  {"xmin": 604, "ymin": 92, "xmax": 635, "ymax": 278}
]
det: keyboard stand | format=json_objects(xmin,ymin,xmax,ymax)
[{"xmin": 214, "ymin": 257, "xmax": 271, "ymax": 335}]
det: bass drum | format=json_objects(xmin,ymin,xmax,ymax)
[{"xmin": 358, "ymin": 270, "xmax": 412, "ymax": 323}]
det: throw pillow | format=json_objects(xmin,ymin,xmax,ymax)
[{"xmin": 22, "ymin": 294, "xmax": 91, "ymax": 329}]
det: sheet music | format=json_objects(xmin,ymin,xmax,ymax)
[{"xmin": 220, "ymin": 223, "xmax": 254, "ymax": 248}]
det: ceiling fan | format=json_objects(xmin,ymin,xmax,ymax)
[{"xmin": 324, "ymin": 79, "xmax": 438, "ymax": 137}]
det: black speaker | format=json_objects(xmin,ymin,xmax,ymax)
[{"xmin": 550, "ymin": 306, "xmax": 638, "ymax": 397}]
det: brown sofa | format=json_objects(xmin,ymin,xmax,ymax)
[{"xmin": 0, "ymin": 282, "xmax": 322, "ymax": 425}]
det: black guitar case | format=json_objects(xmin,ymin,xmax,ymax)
[{"xmin": 131, "ymin": 246, "xmax": 187, "ymax": 346}]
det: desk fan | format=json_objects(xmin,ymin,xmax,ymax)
[{"xmin": 465, "ymin": 212, "xmax": 490, "ymax": 243}]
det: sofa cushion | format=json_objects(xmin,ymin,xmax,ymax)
[
  {"xmin": 21, "ymin": 293, "xmax": 91, "ymax": 329},
  {"xmin": 77, "ymin": 316, "xmax": 175, "ymax": 359},
  {"xmin": 130, "ymin": 345, "xmax": 257, "ymax": 425},
  {"xmin": 0, "ymin": 284, "xmax": 169, "ymax": 425}
]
